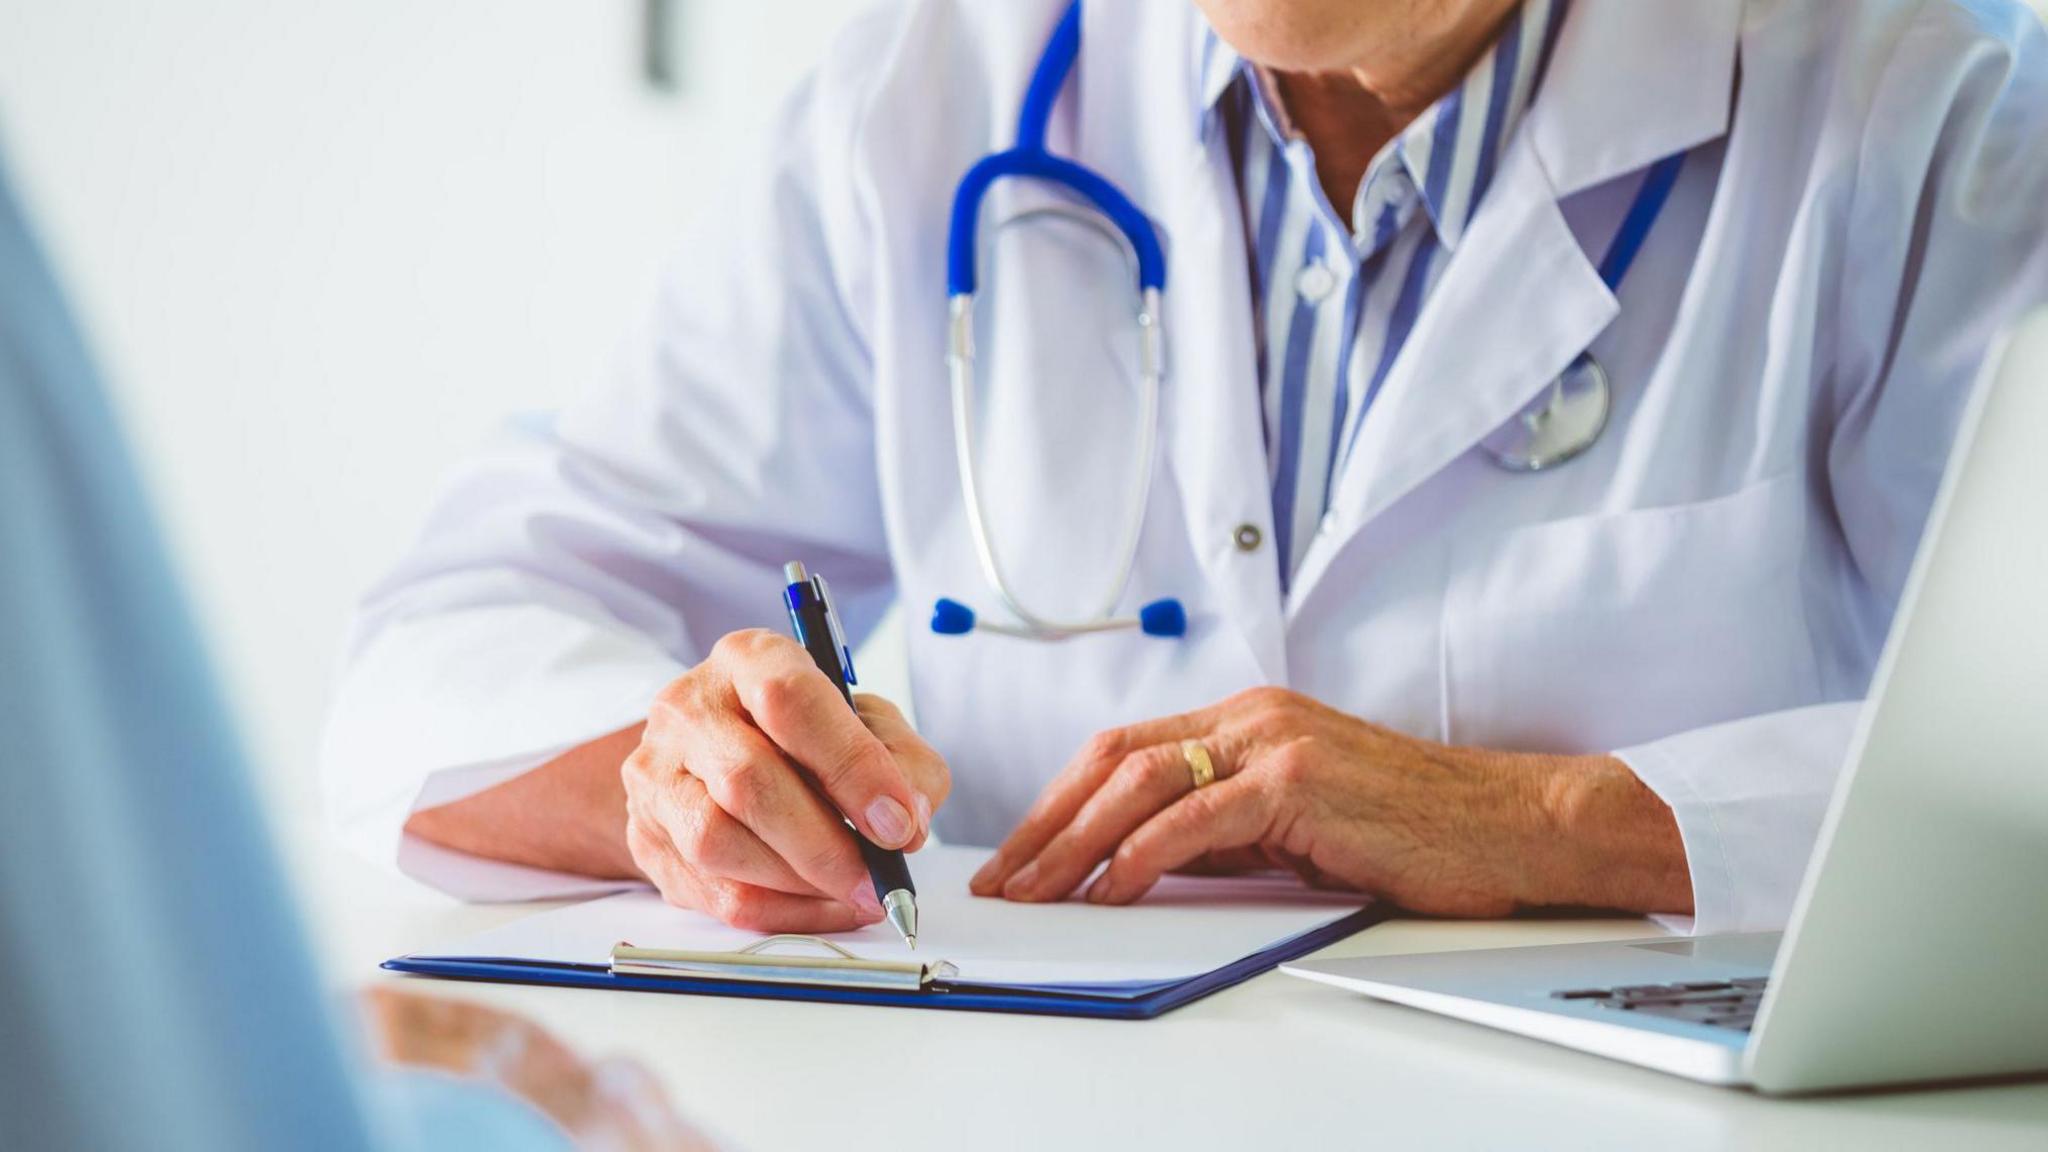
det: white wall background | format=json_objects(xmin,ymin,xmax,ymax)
[{"xmin": 0, "ymin": 0, "xmax": 905, "ymax": 881}]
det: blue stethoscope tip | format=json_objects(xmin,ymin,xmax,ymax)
[
  {"xmin": 930, "ymin": 598, "xmax": 977, "ymax": 635},
  {"xmin": 1138, "ymin": 598, "xmax": 1187, "ymax": 638}
]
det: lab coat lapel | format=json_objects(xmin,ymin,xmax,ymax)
[
  {"xmin": 1158, "ymin": 123, "xmax": 1289, "ymax": 683},
  {"xmin": 1288, "ymin": 135, "xmax": 1615, "ymax": 604},
  {"xmin": 1287, "ymin": 0, "xmax": 1742, "ymax": 607},
  {"xmin": 1077, "ymin": 0, "xmax": 1287, "ymax": 682}
]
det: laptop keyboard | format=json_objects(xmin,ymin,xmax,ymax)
[{"xmin": 1549, "ymin": 976, "xmax": 1769, "ymax": 1032}]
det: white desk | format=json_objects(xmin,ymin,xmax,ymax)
[{"xmin": 311, "ymin": 851, "xmax": 2048, "ymax": 1151}]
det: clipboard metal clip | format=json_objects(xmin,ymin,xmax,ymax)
[{"xmin": 610, "ymin": 934, "xmax": 957, "ymax": 992}]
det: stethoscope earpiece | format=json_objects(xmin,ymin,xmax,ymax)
[
  {"xmin": 1137, "ymin": 598, "xmax": 1187, "ymax": 638},
  {"xmin": 930, "ymin": 597, "xmax": 977, "ymax": 635}
]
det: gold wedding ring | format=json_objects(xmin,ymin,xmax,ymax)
[{"xmin": 1181, "ymin": 739, "xmax": 1217, "ymax": 791}]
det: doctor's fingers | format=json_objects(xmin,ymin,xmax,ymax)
[
  {"xmin": 853, "ymin": 693, "xmax": 950, "ymax": 828},
  {"xmin": 998, "ymin": 739, "xmax": 1252, "ymax": 903},
  {"xmin": 712, "ymin": 630, "xmax": 926, "ymax": 851},
  {"xmin": 970, "ymin": 737, "xmax": 1124, "ymax": 896},
  {"xmin": 623, "ymin": 735, "xmax": 815, "ymax": 895},
  {"xmin": 970, "ymin": 711, "xmax": 1248, "ymax": 896},
  {"xmin": 645, "ymin": 774, "xmax": 839, "ymax": 899},
  {"xmin": 632, "ymin": 822, "xmax": 873, "ymax": 934},
  {"xmin": 1086, "ymin": 773, "xmax": 1282, "ymax": 906},
  {"xmin": 675, "ymin": 717, "xmax": 885, "ymax": 909}
]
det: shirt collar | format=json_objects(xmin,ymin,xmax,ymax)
[
  {"xmin": 1195, "ymin": 21, "xmax": 1242, "ymax": 120},
  {"xmin": 1196, "ymin": 0, "xmax": 1566, "ymax": 251}
]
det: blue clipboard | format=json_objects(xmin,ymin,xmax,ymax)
[{"xmin": 384, "ymin": 905, "xmax": 1391, "ymax": 1020}]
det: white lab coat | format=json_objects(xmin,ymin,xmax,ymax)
[{"xmin": 322, "ymin": 0, "xmax": 2048, "ymax": 933}]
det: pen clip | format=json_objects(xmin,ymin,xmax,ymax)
[{"xmin": 813, "ymin": 573, "xmax": 856, "ymax": 685}]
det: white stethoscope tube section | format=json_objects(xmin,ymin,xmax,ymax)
[{"xmin": 944, "ymin": 287, "xmax": 1170, "ymax": 639}]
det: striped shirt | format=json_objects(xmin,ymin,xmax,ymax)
[{"xmin": 1199, "ymin": 0, "xmax": 1568, "ymax": 584}]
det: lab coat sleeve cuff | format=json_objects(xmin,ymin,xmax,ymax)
[
  {"xmin": 397, "ymin": 752, "xmax": 652, "ymax": 903},
  {"xmin": 1611, "ymin": 702, "xmax": 1862, "ymax": 936},
  {"xmin": 321, "ymin": 604, "xmax": 686, "ymax": 902}
]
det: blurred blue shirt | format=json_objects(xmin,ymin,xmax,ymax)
[{"xmin": 0, "ymin": 147, "xmax": 564, "ymax": 1151}]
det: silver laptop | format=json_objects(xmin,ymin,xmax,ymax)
[{"xmin": 1283, "ymin": 308, "xmax": 2048, "ymax": 1095}]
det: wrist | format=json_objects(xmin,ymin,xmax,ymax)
[
  {"xmin": 1509, "ymin": 752, "xmax": 1693, "ymax": 914},
  {"xmin": 404, "ymin": 723, "xmax": 647, "ymax": 882}
]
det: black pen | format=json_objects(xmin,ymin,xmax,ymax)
[{"xmin": 781, "ymin": 561, "xmax": 920, "ymax": 948}]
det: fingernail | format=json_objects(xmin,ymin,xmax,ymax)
[
  {"xmin": 970, "ymin": 854, "xmax": 1006, "ymax": 891},
  {"xmin": 864, "ymin": 796, "xmax": 913, "ymax": 847},
  {"xmin": 913, "ymin": 793, "xmax": 933, "ymax": 836},
  {"xmin": 1003, "ymin": 861, "xmax": 1041, "ymax": 900},
  {"xmin": 852, "ymin": 884, "xmax": 883, "ymax": 919},
  {"xmin": 1086, "ymin": 876, "xmax": 1114, "ymax": 904}
]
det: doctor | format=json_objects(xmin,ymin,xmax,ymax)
[{"xmin": 325, "ymin": 0, "xmax": 2048, "ymax": 936}]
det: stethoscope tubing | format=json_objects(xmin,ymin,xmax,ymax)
[
  {"xmin": 946, "ymin": 286, "xmax": 1165, "ymax": 637},
  {"xmin": 938, "ymin": 0, "xmax": 1176, "ymax": 641}
]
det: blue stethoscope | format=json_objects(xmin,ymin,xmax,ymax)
[{"xmin": 932, "ymin": 0, "xmax": 1684, "ymax": 642}]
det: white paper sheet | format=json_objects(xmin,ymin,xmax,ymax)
[{"xmin": 412, "ymin": 846, "xmax": 1371, "ymax": 987}]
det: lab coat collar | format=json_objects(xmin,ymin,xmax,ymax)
[
  {"xmin": 1284, "ymin": 0, "xmax": 1741, "ymax": 609},
  {"xmin": 1527, "ymin": 0, "xmax": 1742, "ymax": 198}
]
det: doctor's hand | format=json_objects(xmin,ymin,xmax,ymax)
[
  {"xmin": 971, "ymin": 688, "xmax": 1691, "ymax": 918},
  {"xmin": 622, "ymin": 629, "xmax": 949, "ymax": 933}
]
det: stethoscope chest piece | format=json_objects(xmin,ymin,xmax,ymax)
[
  {"xmin": 1480, "ymin": 352, "xmax": 1611, "ymax": 472},
  {"xmin": 1475, "ymin": 150, "xmax": 1689, "ymax": 475}
]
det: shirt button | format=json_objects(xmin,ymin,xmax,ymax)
[
  {"xmin": 1232, "ymin": 523, "xmax": 1263, "ymax": 553},
  {"xmin": 1295, "ymin": 262, "xmax": 1337, "ymax": 303}
]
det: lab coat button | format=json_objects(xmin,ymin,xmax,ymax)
[
  {"xmin": 1232, "ymin": 523, "xmax": 1263, "ymax": 553},
  {"xmin": 1295, "ymin": 262, "xmax": 1337, "ymax": 302}
]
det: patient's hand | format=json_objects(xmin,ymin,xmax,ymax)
[{"xmin": 361, "ymin": 986, "xmax": 716, "ymax": 1151}]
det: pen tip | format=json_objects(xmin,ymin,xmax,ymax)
[
  {"xmin": 906, "ymin": 935, "xmax": 917, "ymax": 950},
  {"xmin": 882, "ymin": 888, "xmax": 917, "ymax": 949}
]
